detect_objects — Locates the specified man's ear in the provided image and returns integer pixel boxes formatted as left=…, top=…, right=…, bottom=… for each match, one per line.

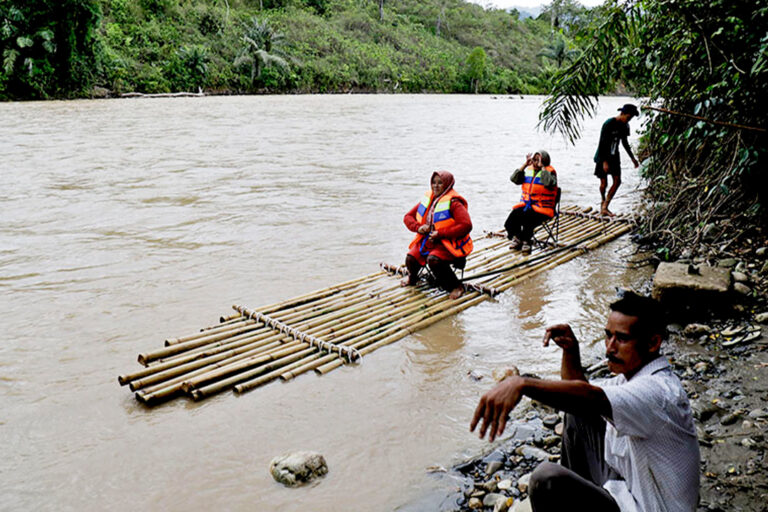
left=648, top=333, right=663, bottom=355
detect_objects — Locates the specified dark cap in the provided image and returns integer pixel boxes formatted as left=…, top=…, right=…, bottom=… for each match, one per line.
left=618, top=104, right=639, bottom=116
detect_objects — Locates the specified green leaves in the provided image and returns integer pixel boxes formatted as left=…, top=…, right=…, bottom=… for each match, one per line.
left=16, top=35, right=33, bottom=48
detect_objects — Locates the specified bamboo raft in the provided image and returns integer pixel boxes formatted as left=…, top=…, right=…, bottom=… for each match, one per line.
left=118, top=206, right=634, bottom=405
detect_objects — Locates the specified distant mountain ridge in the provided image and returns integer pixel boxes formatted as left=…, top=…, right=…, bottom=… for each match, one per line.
left=509, top=4, right=544, bottom=18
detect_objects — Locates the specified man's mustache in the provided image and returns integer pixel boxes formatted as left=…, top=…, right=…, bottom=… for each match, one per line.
left=606, top=354, right=623, bottom=364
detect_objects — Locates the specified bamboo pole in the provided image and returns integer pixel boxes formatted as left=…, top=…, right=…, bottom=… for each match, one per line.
left=165, top=318, right=257, bottom=346
left=138, top=322, right=266, bottom=365
left=191, top=347, right=318, bottom=400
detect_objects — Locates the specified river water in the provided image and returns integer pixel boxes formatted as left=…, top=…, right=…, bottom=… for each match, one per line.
left=0, top=94, right=650, bottom=511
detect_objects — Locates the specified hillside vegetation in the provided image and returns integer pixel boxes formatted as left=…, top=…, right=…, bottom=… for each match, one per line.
left=0, top=0, right=591, bottom=99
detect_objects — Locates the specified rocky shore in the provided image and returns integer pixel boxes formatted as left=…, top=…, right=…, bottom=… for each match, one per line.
left=429, top=248, right=768, bottom=512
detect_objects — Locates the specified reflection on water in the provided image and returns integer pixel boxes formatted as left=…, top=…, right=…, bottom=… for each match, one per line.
left=0, top=94, right=650, bottom=511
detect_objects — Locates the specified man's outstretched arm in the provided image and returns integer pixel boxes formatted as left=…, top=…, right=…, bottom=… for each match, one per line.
left=470, top=376, right=611, bottom=442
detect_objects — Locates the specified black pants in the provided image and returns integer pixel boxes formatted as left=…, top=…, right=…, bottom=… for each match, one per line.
left=504, top=208, right=549, bottom=242
left=404, top=254, right=460, bottom=292
left=529, top=414, right=620, bottom=512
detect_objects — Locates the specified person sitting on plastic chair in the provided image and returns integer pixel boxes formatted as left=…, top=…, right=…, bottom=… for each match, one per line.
left=504, top=150, right=558, bottom=254
left=401, top=171, right=473, bottom=300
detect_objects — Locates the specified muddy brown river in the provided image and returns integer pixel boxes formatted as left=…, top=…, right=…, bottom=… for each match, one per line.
left=0, top=94, right=651, bottom=511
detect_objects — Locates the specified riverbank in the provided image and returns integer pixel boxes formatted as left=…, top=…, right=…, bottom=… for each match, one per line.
left=427, top=246, right=768, bottom=512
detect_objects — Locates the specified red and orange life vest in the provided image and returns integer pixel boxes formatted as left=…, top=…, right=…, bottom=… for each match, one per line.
left=513, top=165, right=558, bottom=218
left=409, top=189, right=473, bottom=258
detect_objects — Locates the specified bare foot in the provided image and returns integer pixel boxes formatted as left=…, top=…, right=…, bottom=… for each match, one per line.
left=400, top=277, right=413, bottom=287
left=449, top=287, right=464, bottom=300
left=600, top=208, right=615, bottom=217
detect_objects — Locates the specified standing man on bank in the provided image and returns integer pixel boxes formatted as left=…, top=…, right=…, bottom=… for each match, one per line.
left=470, top=292, right=700, bottom=512
left=595, top=104, right=640, bottom=217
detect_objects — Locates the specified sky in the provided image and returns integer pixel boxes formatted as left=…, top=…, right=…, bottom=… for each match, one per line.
left=468, top=0, right=605, bottom=10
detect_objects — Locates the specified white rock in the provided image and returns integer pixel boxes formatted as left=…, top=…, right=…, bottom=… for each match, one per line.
left=734, top=282, right=752, bottom=295
left=511, top=497, right=533, bottom=512
left=497, top=479, right=514, bottom=491
left=269, top=451, right=328, bottom=487
left=494, top=497, right=512, bottom=512
left=732, top=271, right=749, bottom=283
left=484, top=493, right=507, bottom=507
left=517, top=472, right=531, bottom=493
left=468, top=497, right=483, bottom=509
left=755, top=312, right=768, bottom=323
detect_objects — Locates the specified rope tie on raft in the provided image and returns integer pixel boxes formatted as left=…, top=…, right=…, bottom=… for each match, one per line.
left=234, top=304, right=362, bottom=364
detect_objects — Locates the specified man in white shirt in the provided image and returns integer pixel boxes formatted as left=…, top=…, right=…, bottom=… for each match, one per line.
left=470, top=292, right=700, bottom=512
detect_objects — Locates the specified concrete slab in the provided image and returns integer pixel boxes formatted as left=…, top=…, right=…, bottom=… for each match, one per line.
left=652, top=263, right=732, bottom=316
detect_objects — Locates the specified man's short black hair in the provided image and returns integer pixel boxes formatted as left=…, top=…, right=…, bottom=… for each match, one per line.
left=610, top=291, right=666, bottom=339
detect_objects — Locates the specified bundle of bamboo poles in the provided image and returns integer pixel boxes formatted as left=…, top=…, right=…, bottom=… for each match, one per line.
left=118, top=206, right=633, bottom=405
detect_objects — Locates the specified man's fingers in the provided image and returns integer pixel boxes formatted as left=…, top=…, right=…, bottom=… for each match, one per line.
left=495, top=408, right=510, bottom=442
left=479, top=400, right=495, bottom=438
left=542, top=329, right=551, bottom=347
left=470, top=398, right=486, bottom=432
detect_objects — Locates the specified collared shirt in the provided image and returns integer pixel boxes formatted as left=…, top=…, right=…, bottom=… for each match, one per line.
left=598, top=357, right=700, bottom=512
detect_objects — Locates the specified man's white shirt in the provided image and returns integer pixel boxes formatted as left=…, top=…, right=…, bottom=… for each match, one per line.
left=598, top=357, right=700, bottom=512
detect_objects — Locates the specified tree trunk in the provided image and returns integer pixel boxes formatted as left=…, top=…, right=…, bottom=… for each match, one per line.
left=379, top=0, right=384, bottom=21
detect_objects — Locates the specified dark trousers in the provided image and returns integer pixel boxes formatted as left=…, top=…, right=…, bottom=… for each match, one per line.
left=504, top=208, right=549, bottom=242
left=529, top=414, right=620, bottom=512
left=404, top=254, right=460, bottom=292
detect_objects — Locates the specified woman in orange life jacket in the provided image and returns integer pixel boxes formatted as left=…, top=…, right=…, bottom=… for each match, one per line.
left=504, top=150, right=558, bottom=254
left=401, top=170, right=473, bottom=300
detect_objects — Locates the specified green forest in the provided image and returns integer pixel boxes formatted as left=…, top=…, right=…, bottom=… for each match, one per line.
left=0, top=0, right=591, bottom=99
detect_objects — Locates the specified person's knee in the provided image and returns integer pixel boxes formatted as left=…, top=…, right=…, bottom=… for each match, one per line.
left=426, top=255, right=442, bottom=267
left=530, top=462, right=564, bottom=493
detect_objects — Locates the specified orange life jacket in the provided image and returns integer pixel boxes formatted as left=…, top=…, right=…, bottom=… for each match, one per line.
left=513, top=165, right=558, bottom=218
left=409, top=189, right=473, bottom=258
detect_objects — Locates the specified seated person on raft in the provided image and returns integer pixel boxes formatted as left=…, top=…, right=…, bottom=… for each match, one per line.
left=401, top=170, right=473, bottom=300
left=504, top=150, right=557, bottom=254
left=470, top=291, right=700, bottom=512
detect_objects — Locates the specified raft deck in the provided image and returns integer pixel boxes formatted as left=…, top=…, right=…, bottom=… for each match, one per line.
left=118, top=206, right=633, bottom=405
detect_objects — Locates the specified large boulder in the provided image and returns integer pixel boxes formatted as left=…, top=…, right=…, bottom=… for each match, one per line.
left=652, top=262, right=732, bottom=317
left=269, top=451, right=328, bottom=487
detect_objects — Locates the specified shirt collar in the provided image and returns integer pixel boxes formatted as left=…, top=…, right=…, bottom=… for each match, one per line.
left=627, top=356, right=669, bottom=381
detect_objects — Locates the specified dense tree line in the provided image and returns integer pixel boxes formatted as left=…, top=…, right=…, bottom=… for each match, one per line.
left=539, top=0, right=767, bottom=260
left=0, top=0, right=590, bottom=99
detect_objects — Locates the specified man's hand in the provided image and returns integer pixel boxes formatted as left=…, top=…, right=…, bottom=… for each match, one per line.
left=602, top=160, right=610, bottom=173
left=543, top=324, right=578, bottom=351
left=470, top=376, right=523, bottom=441
left=543, top=324, right=586, bottom=381
left=417, top=224, right=431, bottom=235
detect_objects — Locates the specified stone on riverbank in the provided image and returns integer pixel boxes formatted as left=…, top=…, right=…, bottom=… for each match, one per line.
left=269, top=451, right=328, bottom=487
left=652, top=262, right=732, bottom=315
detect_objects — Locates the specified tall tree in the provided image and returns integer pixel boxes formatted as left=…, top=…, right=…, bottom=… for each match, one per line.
left=234, top=17, right=291, bottom=86
left=466, top=46, right=487, bottom=94
left=538, top=36, right=580, bottom=68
